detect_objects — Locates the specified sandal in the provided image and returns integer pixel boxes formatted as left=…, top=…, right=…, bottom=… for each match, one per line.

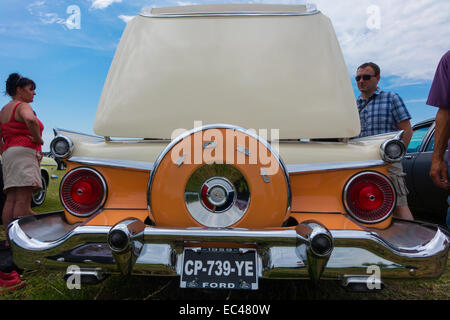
left=0, top=271, right=26, bottom=294
left=0, top=271, right=20, bottom=280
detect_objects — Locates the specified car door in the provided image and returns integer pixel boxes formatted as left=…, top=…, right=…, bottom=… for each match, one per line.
left=411, top=124, right=449, bottom=218
left=402, top=122, right=433, bottom=210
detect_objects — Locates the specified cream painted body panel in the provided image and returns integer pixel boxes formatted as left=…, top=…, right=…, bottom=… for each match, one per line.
left=61, top=129, right=396, bottom=167
left=94, top=5, right=360, bottom=139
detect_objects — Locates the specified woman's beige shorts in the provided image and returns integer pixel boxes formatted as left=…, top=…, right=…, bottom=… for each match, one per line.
left=2, top=146, right=42, bottom=192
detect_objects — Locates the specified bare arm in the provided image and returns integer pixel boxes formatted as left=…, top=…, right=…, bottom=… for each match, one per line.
left=0, top=127, right=3, bottom=155
left=0, top=109, right=4, bottom=154
left=430, top=108, right=450, bottom=189
left=17, top=103, right=44, bottom=145
left=396, top=119, right=413, bottom=148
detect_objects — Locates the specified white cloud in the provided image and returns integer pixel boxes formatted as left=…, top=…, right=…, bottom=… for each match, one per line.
left=27, top=1, right=68, bottom=26
left=91, top=0, right=122, bottom=10
left=171, top=0, right=448, bottom=82
left=313, top=0, right=450, bottom=82
left=40, top=12, right=66, bottom=25
left=176, top=1, right=199, bottom=5
left=118, top=15, right=135, bottom=23
left=27, top=0, right=46, bottom=14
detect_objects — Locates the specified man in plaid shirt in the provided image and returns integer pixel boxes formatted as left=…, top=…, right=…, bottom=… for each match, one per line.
left=356, top=62, right=414, bottom=220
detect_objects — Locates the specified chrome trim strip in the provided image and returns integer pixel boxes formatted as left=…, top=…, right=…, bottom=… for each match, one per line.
left=107, top=138, right=172, bottom=143
left=67, top=157, right=386, bottom=175
left=140, top=8, right=320, bottom=18
left=394, top=130, right=404, bottom=141
left=147, top=123, right=292, bottom=221
left=53, top=128, right=103, bottom=140
left=420, top=123, right=435, bottom=153
left=286, top=160, right=386, bottom=174
left=68, top=158, right=387, bottom=176
left=68, top=157, right=154, bottom=171
left=54, top=128, right=172, bottom=143
left=350, top=130, right=402, bottom=142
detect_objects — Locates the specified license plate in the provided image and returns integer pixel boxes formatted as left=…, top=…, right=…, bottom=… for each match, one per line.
left=180, top=248, right=258, bottom=290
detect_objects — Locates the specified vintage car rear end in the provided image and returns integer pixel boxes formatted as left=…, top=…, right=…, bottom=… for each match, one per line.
left=8, top=4, right=449, bottom=291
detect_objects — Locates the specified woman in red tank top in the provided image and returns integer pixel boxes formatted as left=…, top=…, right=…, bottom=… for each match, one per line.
left=0, top=73, right=44, bottom=254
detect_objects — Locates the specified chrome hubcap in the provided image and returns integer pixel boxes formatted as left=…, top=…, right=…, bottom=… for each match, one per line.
left=185, top=164, right=250, bottom=227
left=201, top=177, right=235, bottom=212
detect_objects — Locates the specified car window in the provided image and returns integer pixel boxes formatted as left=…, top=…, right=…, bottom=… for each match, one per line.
left=407, top=126, right=430, bottom=153
left=425, top=131, right=448, bottom=152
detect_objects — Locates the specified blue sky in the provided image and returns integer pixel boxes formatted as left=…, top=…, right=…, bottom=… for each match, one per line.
left=0, top=0, right=448, bottom=151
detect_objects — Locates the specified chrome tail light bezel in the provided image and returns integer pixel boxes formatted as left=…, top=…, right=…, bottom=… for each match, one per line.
left=343, top=171, right=396, bottom=224
left=50, top=135, right=74, bottom=159
left=60, top=167, right=108, bottom=217
left=380, top=136, right=406, bottom=163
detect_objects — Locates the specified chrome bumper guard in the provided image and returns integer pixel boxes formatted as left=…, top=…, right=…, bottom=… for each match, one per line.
left=8, top=211, right=449, bottom=283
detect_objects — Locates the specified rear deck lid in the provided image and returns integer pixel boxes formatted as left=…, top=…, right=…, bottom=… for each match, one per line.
left=94, top=4, right=360, bottom=139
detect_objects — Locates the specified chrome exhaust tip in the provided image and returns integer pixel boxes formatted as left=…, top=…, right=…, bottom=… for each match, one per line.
left=107, top=218, right=146, bottom=275
left=310, top=233, right=333, bottom=257
left=108, top=229, right=130, bottom=252
left=296, top=220, right=334, bottom=281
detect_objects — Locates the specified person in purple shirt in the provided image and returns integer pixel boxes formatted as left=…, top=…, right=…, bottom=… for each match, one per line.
left=426, top=50, right=450, bottom=228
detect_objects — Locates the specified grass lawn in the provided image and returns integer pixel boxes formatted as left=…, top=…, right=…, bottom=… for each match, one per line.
left=0, top=170, right=449, bottom=300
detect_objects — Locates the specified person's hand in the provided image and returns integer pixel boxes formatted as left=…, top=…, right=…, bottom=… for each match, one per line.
left=430, top=159, right=450, bottom=189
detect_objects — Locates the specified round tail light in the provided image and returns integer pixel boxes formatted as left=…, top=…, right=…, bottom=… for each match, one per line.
left=343, top=171, right=395, bottom=224
left=60, top=168, right=107, bottom=217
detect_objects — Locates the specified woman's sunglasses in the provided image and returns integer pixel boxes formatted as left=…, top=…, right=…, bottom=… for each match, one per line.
left=355, top=74, right=376, bottom=81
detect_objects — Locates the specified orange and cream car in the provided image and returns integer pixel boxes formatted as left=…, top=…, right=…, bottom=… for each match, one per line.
left=8, top=4, right=449, bottom=291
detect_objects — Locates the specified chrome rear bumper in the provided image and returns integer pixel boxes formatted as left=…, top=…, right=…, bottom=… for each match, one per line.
left=8, top=211, right=449, bottom=285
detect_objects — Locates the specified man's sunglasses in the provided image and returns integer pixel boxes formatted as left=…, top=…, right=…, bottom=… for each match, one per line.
left=355, top=74, right=376, bottom=81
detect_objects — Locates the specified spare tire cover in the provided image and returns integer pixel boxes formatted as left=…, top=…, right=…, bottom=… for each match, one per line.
left=148, top=125, right=291, bottom=228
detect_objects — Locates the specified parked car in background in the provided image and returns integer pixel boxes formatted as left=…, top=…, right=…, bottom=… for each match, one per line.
left=31, top=156, right=58, bottom=207
left=403, top=118, right=449, bottom=225
left=0, top=155, right=58, bottom=218
left=44, top=151, right=66, bottom=170
left=7, top=4, right=449, bottom=292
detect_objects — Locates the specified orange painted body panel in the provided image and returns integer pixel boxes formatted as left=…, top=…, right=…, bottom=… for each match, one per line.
left=63, top=161, right=392, bottom=230
left=64, top=163, right=151, bottom=225
left=289, top=213, right=364, bottom=231
left=86, top=209, right=148, bottom=226
left=290, top=166, right=389, bottom=213
left=289, top=166, right=392, bottom=229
